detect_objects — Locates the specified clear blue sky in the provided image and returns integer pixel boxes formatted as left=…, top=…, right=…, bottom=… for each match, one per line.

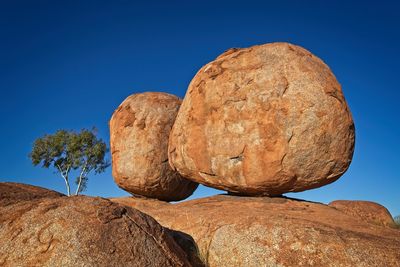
left=1, top=1, right=399, bottom=216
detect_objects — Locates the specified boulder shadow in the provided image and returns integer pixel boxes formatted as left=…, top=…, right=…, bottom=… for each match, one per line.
left=165, top=228, right=205, bottom=267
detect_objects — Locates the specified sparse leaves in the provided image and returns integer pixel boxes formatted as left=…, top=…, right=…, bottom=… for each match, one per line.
left=29, top=128, right=110, bottom=196
left=394, top=215, right=400, bottom=225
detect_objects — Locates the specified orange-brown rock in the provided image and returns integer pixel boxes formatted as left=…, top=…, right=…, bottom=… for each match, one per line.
left=0, top=182, right=63, bottom=206
left=110, top=92, right=198, bottom=201
left=0, top=183, right=192, bottom=266
left=329, top=200, right=396, bottom=228
left=169, top=42, right=355, bottom=196
left=112, top=195, right=400, bottom=267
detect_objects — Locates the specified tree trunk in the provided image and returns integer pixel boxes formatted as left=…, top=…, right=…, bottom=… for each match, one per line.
left=75, top=176, right=83, bottom=196
left=75, top=162, right=87, bottom=195
left=63, top=176, right=71, bottom=196
left=56, top=164, right=71, bottom=196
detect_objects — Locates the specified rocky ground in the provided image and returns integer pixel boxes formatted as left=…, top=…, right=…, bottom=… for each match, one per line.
left=1, top=182, right=399, bottom=266
left=111, top=195, right=400, bottom=266
left=0, top=183, right=191, bottom=267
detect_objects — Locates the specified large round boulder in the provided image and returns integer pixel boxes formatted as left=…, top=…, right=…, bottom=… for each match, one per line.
left=110, top=92, right=198, bottom=201
left=0, top=183, right=192, bottom=267
left=169, top=42, right=355, bottom=196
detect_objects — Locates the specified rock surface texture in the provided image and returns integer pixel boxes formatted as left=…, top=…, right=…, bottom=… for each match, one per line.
left=329, top=200, right=396, bottom=228
left=110, top=92, right=198, bottom=201
left=168, top=42, right=355, bottom=196
left=112, top=195, right=400, bottom=267
left=0, top=182, right=63, bottom=206
left=0, top=183, right=192, bottom=267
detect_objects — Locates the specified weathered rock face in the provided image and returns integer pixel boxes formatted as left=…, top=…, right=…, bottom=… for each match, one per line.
left=112, top=195, right=400, bottom=267
left=110, top=92, right=198, bottom=201
left=0, top=183, right=192, bottom=267
left=329, top=200, right=396, bottom=228
left=0, top=182, right=63, bottom=206
left=168, top=42, right=355, bottom=196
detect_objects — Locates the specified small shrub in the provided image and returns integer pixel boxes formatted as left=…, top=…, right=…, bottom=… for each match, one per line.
left=394, top=215, right=400, bottom=224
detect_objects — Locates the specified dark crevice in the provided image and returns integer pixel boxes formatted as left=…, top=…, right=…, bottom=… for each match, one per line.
left=224, top=97, right=247, bottom=105
left=281, top=78, right=289, bottom=96
left=326, top=90, right=343, bottom=104
left=280, top=153, right=287, bottom=166
left=229, top=145, right=246, bottom=162
left=199, top=171, right=216, bottom=177
left=288, top=131, right=294, bottom=143
left=229, top=155, right=243, bottom=161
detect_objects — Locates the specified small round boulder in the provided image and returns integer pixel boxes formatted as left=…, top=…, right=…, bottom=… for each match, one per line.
left=168, top=43, right=355, bottom=196
left=110, top=92, right=198, bottom=201
left=329, top=200, right=396, bottom=228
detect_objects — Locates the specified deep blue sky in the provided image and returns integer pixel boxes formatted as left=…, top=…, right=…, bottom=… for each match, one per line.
left=1, top=1, right=399, bottom=216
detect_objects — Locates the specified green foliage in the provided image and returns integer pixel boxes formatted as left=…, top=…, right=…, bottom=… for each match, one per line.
left=394, top=215, right=400, bottom=226
left=29, top=128, right=109, bottom=196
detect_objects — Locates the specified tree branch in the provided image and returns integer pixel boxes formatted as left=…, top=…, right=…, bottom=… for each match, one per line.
left=65, top=164, right=71, bottom=177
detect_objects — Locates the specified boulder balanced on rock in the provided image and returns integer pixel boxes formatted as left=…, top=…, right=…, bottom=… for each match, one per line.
left=110, top=92, right=198, bottom=201
left=168, top=42, right=355, bottom=196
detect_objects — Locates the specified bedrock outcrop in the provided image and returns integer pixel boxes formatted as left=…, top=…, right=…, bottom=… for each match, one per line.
left=0, top=182, right=63, bottom=206
left=0, top=183, right=192, bottom=267
left=168, top=42, right=355, bottom=196
left=112, top=195, right=400, bottom=267
left=329, top=200, right=396, bottom=228
left=110, top=92, right=198, bottom=201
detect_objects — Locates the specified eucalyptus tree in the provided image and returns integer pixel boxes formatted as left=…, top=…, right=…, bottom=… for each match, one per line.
left=29, top=128, right=109, bottom=196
